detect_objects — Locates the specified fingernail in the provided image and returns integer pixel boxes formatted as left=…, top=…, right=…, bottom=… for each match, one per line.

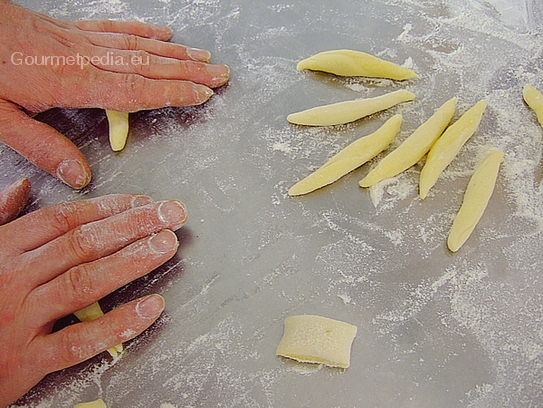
left=135, top=294, right=165, bottom=319
left=154, top=25, right=173, bottom=39
left=148, top=230, right=178, bottom=254
left=187, top=47, right=211, bottom=62
left=206, top=64, right=230, bottom=87
left=57, top=159, right=91, bottom=189
left=131, top=195, right=153, bottom=208
left=157, top=200, right=187, bottom=230
left=194, top=84, right=214, bottom=104
left=206, top=64, right=229, bottom=76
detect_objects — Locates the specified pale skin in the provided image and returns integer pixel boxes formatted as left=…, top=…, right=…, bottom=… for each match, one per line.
left=0, top=178, right=187, bottom=406
left=0, top=0, right=229, bottom=189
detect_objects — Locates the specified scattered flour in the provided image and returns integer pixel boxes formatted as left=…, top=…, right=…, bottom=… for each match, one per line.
left=4, top=0, right=543, bottom=407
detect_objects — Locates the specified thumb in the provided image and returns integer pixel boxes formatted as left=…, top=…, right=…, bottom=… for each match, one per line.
left=0, top=101, right=91, bottom=189
left=0, top=177, right=31, bottom=225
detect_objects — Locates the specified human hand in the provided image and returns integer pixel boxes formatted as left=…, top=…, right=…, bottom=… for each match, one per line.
left=0, top=179, right=188, bottom=406
left=0, top=1, right=230, bottom=189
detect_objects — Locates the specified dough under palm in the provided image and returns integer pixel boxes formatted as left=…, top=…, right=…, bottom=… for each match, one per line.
left=105, top=110, right=129, bottom=152
left=74, top=302, right=123, bottom=358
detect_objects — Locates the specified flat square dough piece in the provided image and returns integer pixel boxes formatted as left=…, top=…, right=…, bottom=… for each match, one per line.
left=276, top=315, right=357, bottom=368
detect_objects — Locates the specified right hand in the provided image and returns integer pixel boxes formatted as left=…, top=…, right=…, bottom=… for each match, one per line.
left=0, top=178, right=188, bottom=406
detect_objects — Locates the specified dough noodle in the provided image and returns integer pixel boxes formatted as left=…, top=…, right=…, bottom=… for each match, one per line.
left=359, top=97, right=457, bottom=187
left=74, top=302, right=123, bottom=358
left=74, top=398, right=107, bottom=408
left=276, top=315, right=357, bottom=368
left=105, top=110, right=129, bottom=152
left=419, top=100, right=487, bottom=199
left=523, top=84, right=543, bottom=127
left=447, top=150, right=503, bottom=252
left=286, top=90, right=415, bottom=126
left=289, top=114, right=402, bottom=196
left=297, top=49, right=418, bottom=80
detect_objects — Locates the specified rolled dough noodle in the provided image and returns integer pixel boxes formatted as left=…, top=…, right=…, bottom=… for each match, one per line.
left=276, top=315, right=357, bottom=368
left=447, top=150, right=503, bottom=252
left=296, top=49, right=418, bottom=80
left=523, top=84, right=543, bottom=127
left=359, top=97, right=457, bottom=187
left=289, top=114, right=402, bottom=196
left=286, top=90, right=415, bottom=126
left=74, top=398, right=107, bottom=408
left=419, top=100, right=487, bottom=199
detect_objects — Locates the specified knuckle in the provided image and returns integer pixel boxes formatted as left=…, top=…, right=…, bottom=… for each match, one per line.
left=98, top=19, right=116, bottom=32
left=58, top=328, right=94, bottom=363
left=0, top=103, right=16, bottom=126
left=55, top=318, right=120, bottom=364
left=66, top=225, right=98, bottom=262
left=49, top=202, right=79, bottom=234
left=177, top=59, right=191, bottom=74
left=122, top=34, right=141, bottom=51
left=132, top=50, right=152, bottom=76
left=63, top=263, right=97, bottom=300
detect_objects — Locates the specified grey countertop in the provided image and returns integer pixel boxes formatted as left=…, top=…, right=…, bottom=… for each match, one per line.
left=5, top=0, right=543, bottom=406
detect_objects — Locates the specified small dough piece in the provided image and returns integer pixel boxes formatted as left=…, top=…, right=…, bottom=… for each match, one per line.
left=419, top=100, right=487, bottom=199
left=287, top=90, right=415, bottom=126
left=105, top=110, right=129, bottom=152
left=74, top=398, right=108, bottom=408
left=447, top=150, right=503, bottom=252
left=523, top=84, right=543, bottom=127
left=74, top=302, right=123, bottom=358
left=289, top=114, right=402, bottom=196
left=276, top=315, right=357, bottom=368
left=297, top=49, right=418, bottom=80
left=360, top=97, right=457, bottom=187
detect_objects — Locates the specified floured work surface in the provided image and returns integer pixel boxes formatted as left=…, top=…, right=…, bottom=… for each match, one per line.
left=5, top=0, right=543, bottom=407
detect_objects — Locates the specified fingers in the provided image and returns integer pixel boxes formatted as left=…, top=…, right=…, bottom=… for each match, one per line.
left=34, top=294, right=165, bottom=373
left=0, top=178, right=31, bottom=225
left=0, top=101, right=91, bottom=189
left=3, top=194, right=153, bottom=253
left=78, top=70, right=216, bottom=111
left=85, top=32, right=211, bottom=62
left=21, top=200, right=187, bottom=287
left=29, top=230, right=177, bottom=325
left=87, top=46, right=229, bottom=88
left=74, top=19, right=173, bottom=41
